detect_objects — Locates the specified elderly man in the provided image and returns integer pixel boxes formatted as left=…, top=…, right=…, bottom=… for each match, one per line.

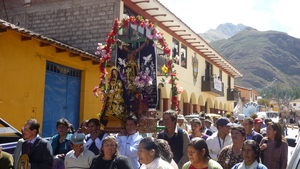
left=206, top=117, right=233, bottom=160
left=176, top=114, right=189, bottom=132
left=117, top=116, right=143, bottom=169
left=21, top=119, right=53, bottom=169
left=157, top=110, right=190, bottom=168
left=65, top=133, right=95, bottom=169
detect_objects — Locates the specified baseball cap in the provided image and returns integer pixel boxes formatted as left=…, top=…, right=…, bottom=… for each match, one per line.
left=71, top=133, right=86, bottom=144
left=254, top=118, right=263, bottom=124
left=178, top=114, right=185, bottom=119
left=216, top=117, right=233, bottom=126
left=237, top=114, right=245, bottom=120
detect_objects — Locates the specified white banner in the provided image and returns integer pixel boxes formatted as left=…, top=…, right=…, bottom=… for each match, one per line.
left=214, top=78, right=222, bottom=92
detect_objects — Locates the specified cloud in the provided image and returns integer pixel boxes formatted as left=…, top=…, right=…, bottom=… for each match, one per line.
left=270, top=0, right=300, bottom=38
left=159, top=0, right=299, bottom=38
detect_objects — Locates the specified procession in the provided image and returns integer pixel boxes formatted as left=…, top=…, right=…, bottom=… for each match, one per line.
left=1, top=0, right=300, bottom=169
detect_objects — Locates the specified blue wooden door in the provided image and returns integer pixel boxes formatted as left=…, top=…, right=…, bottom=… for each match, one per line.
left=42, top=62, right=81, bottom=137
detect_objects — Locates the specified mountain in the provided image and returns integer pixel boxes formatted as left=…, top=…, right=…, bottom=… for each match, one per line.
left=199, top=23, right=247, bottom=42
left=209, top=27, right=300, bottom=91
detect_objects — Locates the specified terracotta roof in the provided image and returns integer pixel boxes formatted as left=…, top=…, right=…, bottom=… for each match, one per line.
left=0, top=19, right=100, bottom=64
left=125, top=0, right=243, bottom=77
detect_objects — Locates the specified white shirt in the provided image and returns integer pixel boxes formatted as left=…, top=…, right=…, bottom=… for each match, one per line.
left=116, top=132, right=143, bottom=169
left=206, top=132, right=232, bottom=160
left=177, top=123, right=189, bottom=132
left=85, top=133, right=108, bottom=151
left=140, top=158, right=174, bottom=169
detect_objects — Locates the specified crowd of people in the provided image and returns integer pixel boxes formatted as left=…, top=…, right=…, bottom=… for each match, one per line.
left=0, top=110, right=289, bottom=169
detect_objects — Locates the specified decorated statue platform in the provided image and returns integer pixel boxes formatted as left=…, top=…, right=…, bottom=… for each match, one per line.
left=93, top=16, right=182, bottom=133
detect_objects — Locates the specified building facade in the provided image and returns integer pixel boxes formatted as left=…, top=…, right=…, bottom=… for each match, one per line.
left=0, top=0, right=242, bottom=131
left=0, top=20, right=103, bottom=136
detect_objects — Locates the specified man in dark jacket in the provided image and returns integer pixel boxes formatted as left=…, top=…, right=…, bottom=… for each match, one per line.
left=21, top=119, right=53, bottom=169
left=157, top=110, right=190, bottom=168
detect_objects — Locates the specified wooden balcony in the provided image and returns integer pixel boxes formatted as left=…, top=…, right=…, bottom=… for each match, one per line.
left=201, top=76, right=224, bottom=97
left=227, top=88, right=239, bottom=101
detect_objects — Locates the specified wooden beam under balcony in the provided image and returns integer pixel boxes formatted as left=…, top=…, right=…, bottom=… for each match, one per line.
left=40, top=42, right=50, bottom=47
left=21, top=35, right=32, bottom=41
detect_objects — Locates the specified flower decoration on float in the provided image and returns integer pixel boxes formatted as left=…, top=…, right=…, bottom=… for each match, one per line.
left=159, top=56, right=183, bottom=111
left=93, top=15, right=180, bottom=111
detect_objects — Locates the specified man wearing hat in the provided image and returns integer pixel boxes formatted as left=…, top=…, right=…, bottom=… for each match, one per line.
left=253, top=118, right=266, bottom=137
left=206, top=117, right=233, bottom=160
left=237, top=114, right=245, bottom=124
left=176, top=114, right=189, bottom=132
left=64, top=133, right=95, bottom=169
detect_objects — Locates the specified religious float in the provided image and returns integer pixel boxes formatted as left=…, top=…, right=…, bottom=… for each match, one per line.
left=93, top=16, right=182, bottom=133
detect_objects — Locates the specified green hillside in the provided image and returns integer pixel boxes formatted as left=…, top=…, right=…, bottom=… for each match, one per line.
left=210, top=27, right=300, bottom=92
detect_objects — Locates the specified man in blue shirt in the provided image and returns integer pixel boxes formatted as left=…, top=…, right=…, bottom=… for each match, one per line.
left=243, top=117, right=263, bottom=145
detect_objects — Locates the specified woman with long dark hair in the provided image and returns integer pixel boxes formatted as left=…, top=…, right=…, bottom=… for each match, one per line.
left=89, top=136, right=133, bottom=169
left=182, top=137, right=222, bottom=169
left=259, top=122, right=288, bottom=169
left=232, top=140, right=267, bottom=169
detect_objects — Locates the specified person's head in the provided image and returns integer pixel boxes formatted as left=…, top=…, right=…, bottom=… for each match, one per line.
left=237, top=114, right=245, bottom=124
left=187, top=138, right=210, bottom=164
left=199, top=117, right=205, bottom=128
left=177, top=114, right=185, bottom=125
left=231, top=125, right=246, bottom=144
left=125, top=116, right=138, bottom=135
left=213, top=117, right=218, bottom=125
left=100, top=136, right=118, bottom=158
left=156, top=139, right=173, bottom=163
left=242, top=140, right=260, bottom=165
left=242, top=117, right=254, bottom=133
left=205, top=120, right=212, bottom=129
left=253, top=118, right=263, bottom=131
left=216, top=117, right=232, bottom=135
left=70, top=133, right=86, bottom=154
left=266, top=122, right=285, bottom=148
left=264, top=118, right=272, bottom=126
left=230, top=116, right=235, bottom=123
left=23, top=119, right=40, bottom=140
left=162, top=110, right=177, bottom=129
left=87, top=118, right=100, bottom=133
left=56, top=118, right=70, bottom=136
left=190, top=118, right=202, bottom=134
left=138, top=137, right=160, bottom=165
left=68, top=124, right=75, bottom=134
left=122, top=44, right=131, bottom=52
left=80, top=120, right=88, bottom=128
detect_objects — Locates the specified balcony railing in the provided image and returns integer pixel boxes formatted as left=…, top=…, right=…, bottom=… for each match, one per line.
left=227, top=88, right=239, bottom=101
left=201, top=76, right=224, bottom=97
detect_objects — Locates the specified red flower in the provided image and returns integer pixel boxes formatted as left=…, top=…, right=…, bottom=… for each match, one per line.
left=164, top=47, right=171, bottom=55
left=170, top=73, right=176, bottom=76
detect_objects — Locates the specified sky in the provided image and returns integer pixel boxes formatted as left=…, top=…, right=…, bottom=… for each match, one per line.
left=158, top=0, right=300, bottom=38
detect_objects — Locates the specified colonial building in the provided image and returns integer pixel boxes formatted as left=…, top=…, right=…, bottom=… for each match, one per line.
left=290, top=98, right=300, bottom=111
left=235, top=85, right=259, bottom=104
left=0, top=0, right=242, bottom=132
left=0, top=20, right=102, bottom=136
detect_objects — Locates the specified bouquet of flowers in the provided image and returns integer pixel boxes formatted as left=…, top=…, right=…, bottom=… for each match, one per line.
left=133, top=72, right=153, bottom=92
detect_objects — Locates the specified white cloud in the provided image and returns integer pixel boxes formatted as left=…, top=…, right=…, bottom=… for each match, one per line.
left=270, top=0, right=300, bottom=38
left=159, top=0, right=299, bottom=38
